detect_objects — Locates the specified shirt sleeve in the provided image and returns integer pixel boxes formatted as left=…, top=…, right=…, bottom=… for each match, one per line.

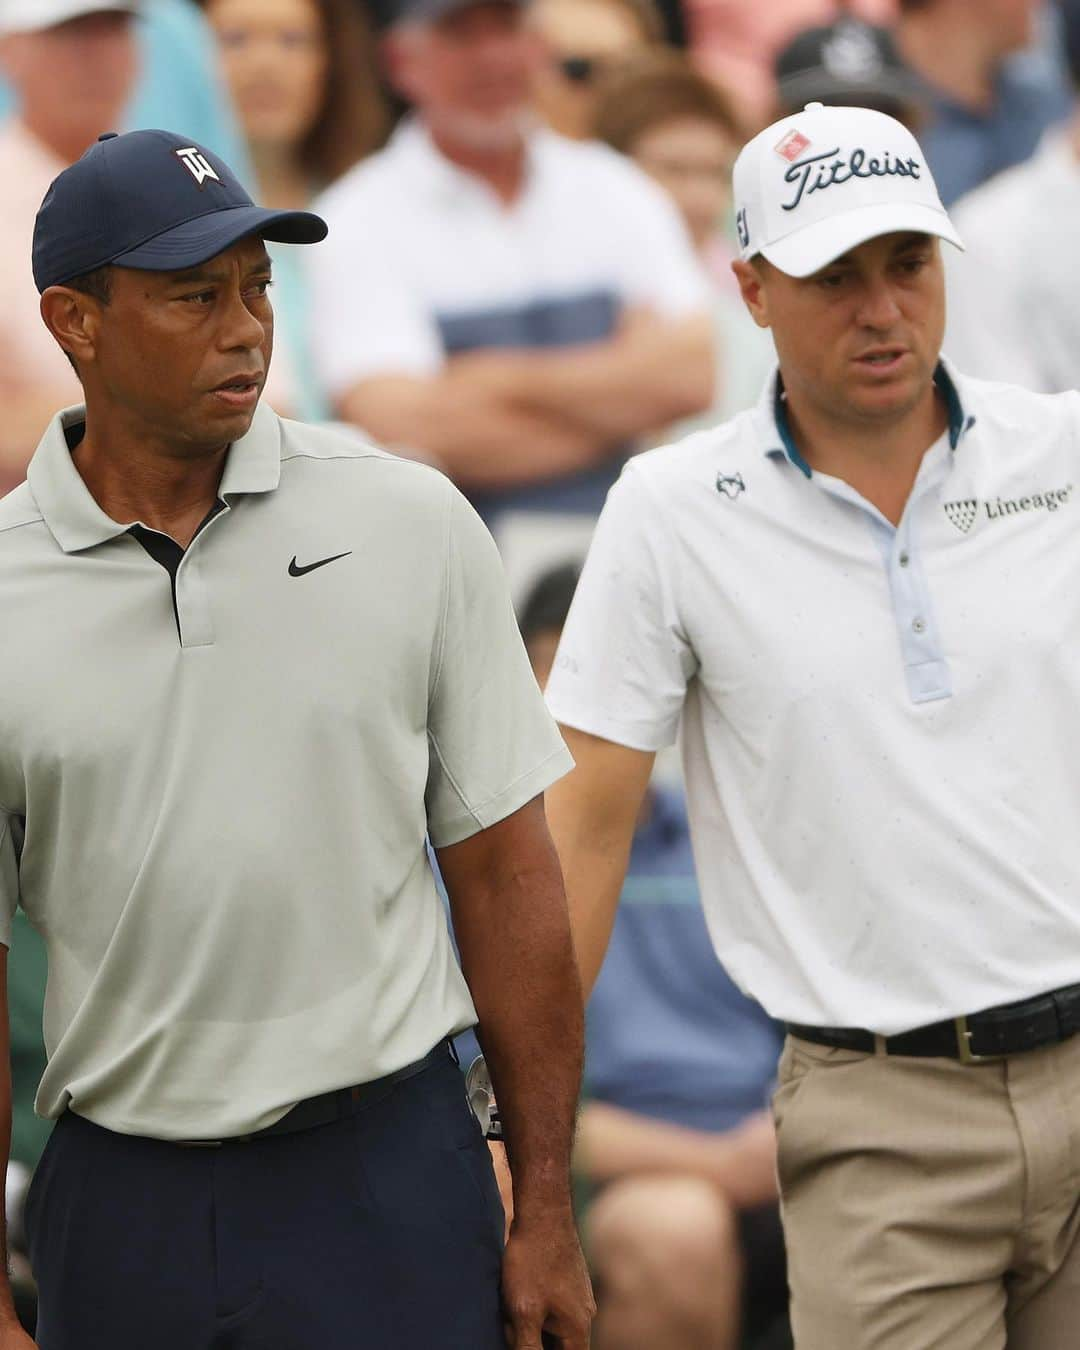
left=544, top=463, right=696, bottom=750
left=600, top=155, right=712, bottom=318
left=305, top=187, right=444, bottom=402
left=0, top=812, right=22, bottom=950
left=426, top=486, right=574, bottom=847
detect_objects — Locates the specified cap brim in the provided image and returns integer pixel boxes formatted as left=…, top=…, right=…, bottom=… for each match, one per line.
left=760, top=201, right=964, bottom=278
left=0, top=1, right=138, bottom=36
left=110, top=204, right=327, bottom=272
left=777, top=70, right=926, bottom=114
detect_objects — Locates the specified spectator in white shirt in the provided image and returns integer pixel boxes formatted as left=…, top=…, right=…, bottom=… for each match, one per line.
left=945, top=0, right=1080, bottom=393
left=307, top=0, right=714, bottom=532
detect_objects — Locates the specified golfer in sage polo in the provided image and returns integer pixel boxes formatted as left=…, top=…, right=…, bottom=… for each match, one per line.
left=0, top=130, right=593, bottom=1350
left=547, top=102, right=1080, bottom=1349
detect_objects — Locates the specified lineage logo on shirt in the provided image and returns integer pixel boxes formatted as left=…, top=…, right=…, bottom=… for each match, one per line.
left=944, top=485, right=1073, bottom=533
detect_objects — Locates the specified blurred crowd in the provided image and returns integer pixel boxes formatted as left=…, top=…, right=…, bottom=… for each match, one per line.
left=2, top=0, right=1079, bottom=1346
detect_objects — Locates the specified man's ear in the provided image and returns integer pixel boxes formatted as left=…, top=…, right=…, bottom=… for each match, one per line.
left=731, top=258, right=771, bottom=330
left=39, top=287, right=101, bottom=371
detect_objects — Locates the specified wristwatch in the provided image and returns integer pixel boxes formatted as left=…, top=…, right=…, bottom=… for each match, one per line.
left=465, top=1055, right=504, bottom=1141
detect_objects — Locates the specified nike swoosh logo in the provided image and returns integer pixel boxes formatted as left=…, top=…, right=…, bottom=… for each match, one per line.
left=288, top=551, right=352, bottom=578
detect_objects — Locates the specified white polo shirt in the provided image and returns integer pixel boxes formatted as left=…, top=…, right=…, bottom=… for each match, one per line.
left=945, top=131, right=1080, bottom=395
left=306, top=118, right=709, bottom=522
left=0, top=404, right=572, bottom=1140
left=546, top=362, right=1080, bottom=1035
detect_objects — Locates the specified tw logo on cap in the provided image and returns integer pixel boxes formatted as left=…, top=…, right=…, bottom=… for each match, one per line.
left=175, top=146, right=221, bottom=187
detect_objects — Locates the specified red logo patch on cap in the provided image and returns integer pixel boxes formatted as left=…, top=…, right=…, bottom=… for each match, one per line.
left=774, top=130, right=811, bottom=163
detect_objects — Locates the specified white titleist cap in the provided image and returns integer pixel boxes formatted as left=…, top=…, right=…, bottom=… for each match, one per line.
left=733, top=101, right=963, bottom=277
left=0, top=0, right=138, bottom=36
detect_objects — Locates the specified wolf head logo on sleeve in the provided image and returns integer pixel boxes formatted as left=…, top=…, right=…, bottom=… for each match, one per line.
left=716, top=473, right=746, bottom=501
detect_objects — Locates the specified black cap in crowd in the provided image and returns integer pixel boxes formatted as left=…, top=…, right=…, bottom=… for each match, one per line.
left=775, top=18, right=926, bottom=121
left=1061, top=0, right=1080, bottom=89
left=33, top=129, right=327, bottom=294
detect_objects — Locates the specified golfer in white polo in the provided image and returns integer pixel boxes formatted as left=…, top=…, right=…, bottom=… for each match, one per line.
left=546, top=100, right=1080, bottom=1348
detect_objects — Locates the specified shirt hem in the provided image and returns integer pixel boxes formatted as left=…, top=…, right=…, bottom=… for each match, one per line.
left=428, top=744, right=575, bottom=848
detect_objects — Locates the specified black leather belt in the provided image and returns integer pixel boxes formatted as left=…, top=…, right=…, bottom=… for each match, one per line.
left=787, top=983, right=1080, bottom=1063
left=177, top=1042, right=452, bottom=1147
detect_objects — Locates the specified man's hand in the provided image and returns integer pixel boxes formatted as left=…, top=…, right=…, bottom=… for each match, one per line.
left=501, top=1209, right=595, bottom=1349
left=0, top=1314, right=36, bottom=1348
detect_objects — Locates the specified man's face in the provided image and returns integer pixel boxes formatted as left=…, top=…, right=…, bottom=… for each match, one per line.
left=735, top=231, right=946, bottom=431
left=530, top=0, right=648, bottom=139
left=389, top=2, right=543, bottom=149
left=74, top=236, right=274, bottom=454
left=204, top=0, right=329, bottom=156
left=0, top=13, right=137, bottom=154
left=631, top=116, right=735, bottom=253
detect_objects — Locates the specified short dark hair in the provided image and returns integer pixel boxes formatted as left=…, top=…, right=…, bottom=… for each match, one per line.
left=60, top=265, right=113, bottom=375
left=518, top=560, right=582, bottom=645
left=67, top=266, right=113, bottom=305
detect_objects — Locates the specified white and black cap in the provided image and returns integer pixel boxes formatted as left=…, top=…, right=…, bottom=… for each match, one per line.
left=732, top=101, right=963, bottom=278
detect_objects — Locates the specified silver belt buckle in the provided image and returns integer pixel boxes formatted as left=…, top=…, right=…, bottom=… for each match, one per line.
left=954, top=1015, right=1004, bottom=1064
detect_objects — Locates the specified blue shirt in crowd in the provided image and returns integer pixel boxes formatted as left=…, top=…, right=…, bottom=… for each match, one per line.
left=918, top=35, right=1071, bottom=205
left=585, top=786, right=782, bottom=1135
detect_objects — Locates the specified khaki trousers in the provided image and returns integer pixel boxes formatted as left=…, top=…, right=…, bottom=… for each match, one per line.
left=773, top=1031, right=1080, bottom=1349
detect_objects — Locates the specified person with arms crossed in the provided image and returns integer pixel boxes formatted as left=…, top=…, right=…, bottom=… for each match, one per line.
left=547, top=98, right=1080, bottom=1349
left=307, top=0, right=714, bottom=534
left=0, top=128, right=591, bottom=1350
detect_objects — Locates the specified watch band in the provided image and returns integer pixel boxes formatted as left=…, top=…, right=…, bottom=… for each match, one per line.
left=465, top=1054, right=504, bottom=1141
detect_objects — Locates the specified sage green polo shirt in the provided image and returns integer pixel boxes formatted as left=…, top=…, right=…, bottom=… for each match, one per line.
left=0, top=403, right=572, bottom=1141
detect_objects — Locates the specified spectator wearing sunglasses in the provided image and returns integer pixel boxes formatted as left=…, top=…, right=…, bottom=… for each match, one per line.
left=531, top=0, right=663, bottom=139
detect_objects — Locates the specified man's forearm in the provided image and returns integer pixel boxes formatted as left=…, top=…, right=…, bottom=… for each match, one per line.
left=462, top=870, right=583, bottom=1217
left=576, top=1102, right=779, bottom=1210
left=440, top=803, right=584, bottom=1220
left=545, top=731, right=654, bottom=996
left=338, top=376, right=610, bottom=489
left=447, top=314, right=716, bottom=443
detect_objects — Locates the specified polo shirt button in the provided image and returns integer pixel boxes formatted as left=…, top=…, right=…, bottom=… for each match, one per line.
left=899, top=551, right=910, bottom=567
left=912, top=617, right=927, bottom=634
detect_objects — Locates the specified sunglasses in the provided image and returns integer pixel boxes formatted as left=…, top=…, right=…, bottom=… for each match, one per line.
left=558, top=55, right=605, bottom=84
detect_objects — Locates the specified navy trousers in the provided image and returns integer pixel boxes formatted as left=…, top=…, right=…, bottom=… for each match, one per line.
left=25, top=1051, right=507, bottom=1349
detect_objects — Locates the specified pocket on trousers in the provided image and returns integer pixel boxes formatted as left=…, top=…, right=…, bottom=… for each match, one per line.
left=772, top=1037, right=870, bottom=1198
left=455, top=1130, right=506, bottom=1252
left=23, top=1114, right=66, bottom=1252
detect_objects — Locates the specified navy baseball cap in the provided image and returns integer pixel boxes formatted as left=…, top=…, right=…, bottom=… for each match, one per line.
left=32, top=129, right=327, bottom=293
